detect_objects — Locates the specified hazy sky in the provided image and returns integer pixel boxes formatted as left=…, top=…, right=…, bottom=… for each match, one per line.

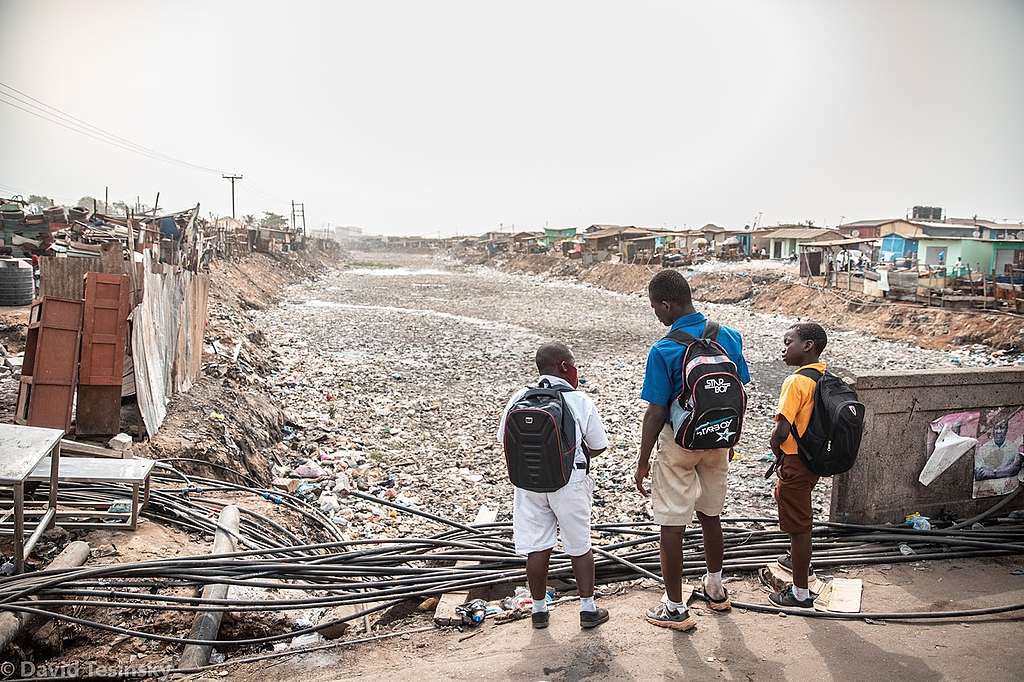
left=1, top=0, right=1022, bottom=235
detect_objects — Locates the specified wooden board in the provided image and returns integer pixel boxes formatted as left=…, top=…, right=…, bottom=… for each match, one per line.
left=821, top=578, right=863, bottom=613
left=60, top=438, right=122, bottom=459
left=77, top=273, right=130, bottom=435
left=434, top=505, right=499, bottom=625
left=0, top=424, right=63, bottom=483
left=15, top=297, right=82, bottom=432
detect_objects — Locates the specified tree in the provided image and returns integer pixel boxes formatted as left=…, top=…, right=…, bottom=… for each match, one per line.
left=111, top=201, right=129, bottom=215
left=243, top=214, right=256, bottom=228
left=27, top=195, right=54, bottom=209
left=259, top=211, right=288, bottom=231
left=77, top=196, right=101, bottom=210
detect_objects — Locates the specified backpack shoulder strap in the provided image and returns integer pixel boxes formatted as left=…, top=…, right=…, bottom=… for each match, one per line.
left=663, top=329, right=696, bottom=345
left=796, top=367, right=823, bottom=382
left=702, top=320, right=720, bottom=341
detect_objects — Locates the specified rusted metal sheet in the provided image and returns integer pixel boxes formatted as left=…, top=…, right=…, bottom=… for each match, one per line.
left=38, top=257, right=101, bottom=300
left=76, top=273, right=130, bottom=435
left=15, top=297, right=83, bottom=432
left=132, top=249, right=210, bottom=435
left=37, top=245, right=127, bottom=301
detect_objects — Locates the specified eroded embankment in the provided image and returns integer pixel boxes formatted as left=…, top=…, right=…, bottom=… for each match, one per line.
left=491, top=255, right=1023, bottom=353
left=134, top=249, right=343, bottom=482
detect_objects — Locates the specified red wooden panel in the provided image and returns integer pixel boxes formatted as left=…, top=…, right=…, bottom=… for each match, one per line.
left=77, top=273, right=130, bottom=435
left=79, top=273, right=129, bottom=386
left=15, top=297, right=83, bottom=433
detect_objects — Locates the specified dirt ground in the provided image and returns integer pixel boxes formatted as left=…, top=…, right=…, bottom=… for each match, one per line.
left=209, top=557, right=1024, bottom=681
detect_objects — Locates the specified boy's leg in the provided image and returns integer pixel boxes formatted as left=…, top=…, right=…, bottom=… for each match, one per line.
left=770, top=455, right=818, bottom=607
left=659, top=525, right=687, bottom=603
left=513, top=487, right=557, bottom=617
left=789, top=531, right=812, bottom=590
left=646, top=428, right=699, bottom=629
left=693, top=448, right=730, bottom=605
left=569, top=550, right=595, bottom=600
left=527, top=549, right=553, bottom=602
left=695, top=512, right=723, bottom=572
left=695, top=511, right=728, bottom=603
left=551, top=473, right=608, bottom=627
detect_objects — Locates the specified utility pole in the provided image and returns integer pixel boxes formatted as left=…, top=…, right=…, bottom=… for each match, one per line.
left=222, top=174, right=243, bottom=219
left=291, top=200, right=306, bottom=238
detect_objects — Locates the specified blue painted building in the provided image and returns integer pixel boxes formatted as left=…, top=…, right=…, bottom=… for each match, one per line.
left=880, top=234, right=917, bottom=262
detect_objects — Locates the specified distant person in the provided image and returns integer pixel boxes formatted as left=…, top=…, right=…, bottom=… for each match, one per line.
left=497, top=342, right=610, bottom=630
left=767, top=322, right=829, bottom=607
left=636, top=269, right=750, bottom=630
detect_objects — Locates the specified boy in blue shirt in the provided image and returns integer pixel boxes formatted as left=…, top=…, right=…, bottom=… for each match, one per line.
left=635, top=269, right=750, bottom=630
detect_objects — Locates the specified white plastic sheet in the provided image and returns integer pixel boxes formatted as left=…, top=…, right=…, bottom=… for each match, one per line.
left=919, top=422, right=978, bottom=486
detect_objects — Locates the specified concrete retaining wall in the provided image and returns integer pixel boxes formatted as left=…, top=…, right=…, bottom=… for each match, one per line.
left=830, top=367, right=1024, bottom=524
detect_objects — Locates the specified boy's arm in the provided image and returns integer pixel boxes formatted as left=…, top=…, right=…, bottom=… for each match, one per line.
left=636, top=347, right=672, bottom=496
left=770, top=417, right=790, bottom=458
left=636, top=403, right=667, bottom=495
left=580, top=397, right=609, bottom=458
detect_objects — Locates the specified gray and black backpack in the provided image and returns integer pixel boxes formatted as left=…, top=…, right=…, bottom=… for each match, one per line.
left=502, top=379, right=579, bottom=492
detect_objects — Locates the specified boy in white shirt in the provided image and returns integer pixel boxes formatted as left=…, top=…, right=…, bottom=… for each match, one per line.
left=497, top=342, right=610, bottom=629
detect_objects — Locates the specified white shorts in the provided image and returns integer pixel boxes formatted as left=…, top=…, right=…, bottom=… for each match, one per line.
left=513, top=469, right=594, bottom=557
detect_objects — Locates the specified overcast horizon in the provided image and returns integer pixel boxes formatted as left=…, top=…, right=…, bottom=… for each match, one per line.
left=1, top=0, right=1022, bottom=237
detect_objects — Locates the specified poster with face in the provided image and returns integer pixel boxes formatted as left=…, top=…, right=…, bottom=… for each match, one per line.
left=973, top=406, right=1024, bottom=499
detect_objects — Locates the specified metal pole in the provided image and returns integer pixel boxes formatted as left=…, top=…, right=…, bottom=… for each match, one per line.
left=222, top=175, right=243, bottom=219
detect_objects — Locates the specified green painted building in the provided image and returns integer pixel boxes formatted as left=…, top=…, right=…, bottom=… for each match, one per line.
left=543, top=226, right=578, bottom=247
left=916, top=237, right=1024, bottom=275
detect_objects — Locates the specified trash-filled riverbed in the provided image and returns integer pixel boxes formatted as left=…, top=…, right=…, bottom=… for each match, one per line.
left=257, top=254, right=1010, bottom=540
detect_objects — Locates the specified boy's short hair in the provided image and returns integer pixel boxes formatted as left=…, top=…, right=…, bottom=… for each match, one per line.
left=789, top=322, right=828, bottom=354
left=536, top=342, right=573, bottom=373
left=648, top=269, right=692, bottom=306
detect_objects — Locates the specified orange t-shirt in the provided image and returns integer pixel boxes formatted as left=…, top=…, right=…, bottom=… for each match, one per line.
left=776, top=362, right=826, bottom=455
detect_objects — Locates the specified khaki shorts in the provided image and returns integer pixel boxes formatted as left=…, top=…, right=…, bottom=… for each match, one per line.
left=652, top=425, right=729, bottom=526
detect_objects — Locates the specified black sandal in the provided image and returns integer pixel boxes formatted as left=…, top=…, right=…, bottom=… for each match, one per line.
left=698, top=575, right=731, bottom=612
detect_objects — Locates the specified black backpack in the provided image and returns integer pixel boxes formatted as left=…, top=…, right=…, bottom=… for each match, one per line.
left=502, top=380, right=580, bottom=492
left=664, top=321, right=746, bottom=450
left=792, top=368, right=866, bottom=476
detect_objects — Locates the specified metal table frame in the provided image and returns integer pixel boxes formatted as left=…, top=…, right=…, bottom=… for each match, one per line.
left=26, top=457, right=154, bottom=530
left=0, top=425, right=62, bottom=573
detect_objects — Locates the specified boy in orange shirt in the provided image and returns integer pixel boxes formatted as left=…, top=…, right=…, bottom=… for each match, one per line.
left=767, top=322, right=828, bottom=607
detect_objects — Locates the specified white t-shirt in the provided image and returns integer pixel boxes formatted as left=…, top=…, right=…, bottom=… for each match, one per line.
left=496, top=374, right=609, bottom=467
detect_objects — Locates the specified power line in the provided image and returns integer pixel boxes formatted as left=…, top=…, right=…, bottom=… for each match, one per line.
left=0, top=81, right=304, bottom=217
left=0, top=82, right=227, bottom=175
left=0, top=84, right=227, bottom=176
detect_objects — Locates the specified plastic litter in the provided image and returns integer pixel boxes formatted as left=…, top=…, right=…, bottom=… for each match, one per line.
left=898, top=543, right=915, bottom=556
left=456, top=598, right=488, bottom=626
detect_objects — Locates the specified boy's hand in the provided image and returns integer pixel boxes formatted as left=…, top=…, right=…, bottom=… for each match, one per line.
left=634, top=460, right=650, bottom=496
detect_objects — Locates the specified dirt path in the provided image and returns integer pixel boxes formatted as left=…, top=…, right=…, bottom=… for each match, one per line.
left=213, top=557, right=1024, bottom=681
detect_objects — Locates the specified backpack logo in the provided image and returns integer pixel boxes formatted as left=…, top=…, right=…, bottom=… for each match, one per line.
left=694, top=416, right=736, bottom=442
left=524, top=417, right=534, bottom=424
left=848, top=405, right=857, bottom=415
left=704, top=378, right=731, bottom=394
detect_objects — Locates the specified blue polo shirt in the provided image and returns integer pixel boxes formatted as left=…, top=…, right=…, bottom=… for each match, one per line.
left=641, top=312, right=751, bottom=407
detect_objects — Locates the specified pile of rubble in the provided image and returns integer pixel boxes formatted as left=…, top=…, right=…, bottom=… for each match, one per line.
left=242, top=254, right=1015, bottom=541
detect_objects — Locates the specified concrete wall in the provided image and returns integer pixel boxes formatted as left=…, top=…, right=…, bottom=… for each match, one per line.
left=830, top=367, right=1024, bottom=524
